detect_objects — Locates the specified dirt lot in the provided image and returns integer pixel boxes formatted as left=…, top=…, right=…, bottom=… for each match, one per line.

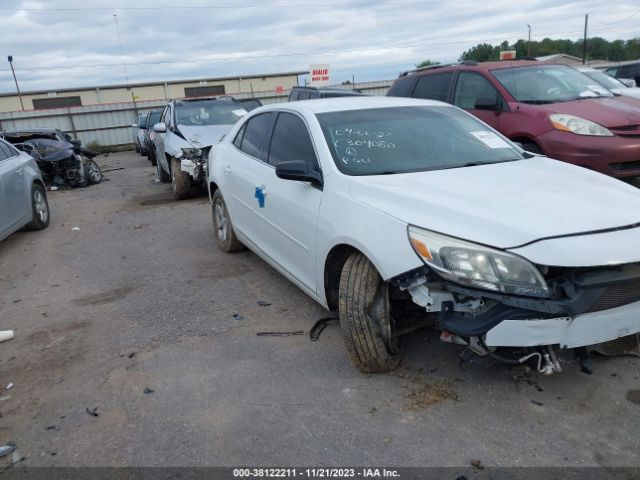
left=0, top=152, right=639, bottom=469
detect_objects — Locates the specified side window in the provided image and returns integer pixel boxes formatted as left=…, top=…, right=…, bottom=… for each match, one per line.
left=298, top=91, right=311, bottom=100
left=268, top=113, right=318, bottom=171
left=233, top=123, right=247, bottom=149
left=289, top=90, right=300, bottom=101
left=453, top=72, right=500, bottom=110
left=240, top=112, right=276, bottom=161
left=412, top=73, right=453, bottom=101
left=0, top=142, right=11, bottom=161
left=387, top=77, right=416, bottom=97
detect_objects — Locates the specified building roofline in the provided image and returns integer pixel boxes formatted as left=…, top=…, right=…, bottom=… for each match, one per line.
left=0, top=70, right=307, bottom=98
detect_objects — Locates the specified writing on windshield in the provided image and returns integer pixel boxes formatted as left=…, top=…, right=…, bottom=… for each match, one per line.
left=317, top=106, right=523, bottom=176
left=175, top=101, right=246, bottom=126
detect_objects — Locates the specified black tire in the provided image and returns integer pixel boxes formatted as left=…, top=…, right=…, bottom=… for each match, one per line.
left=171, top=157, right=191, bottom=200
left=212, top=190, right=244, bottom=252
left=157, top=157, right=170, bottom=183
left=521, top=142, right=542, bottom=155
left=25, top=183, right=50, bottom=231
left=338, top=252, right=403, bottom=373
left=135, top=144, right=140, bottom=153
left=148, top=147, right=157, bottom=166
left=85, top=159, right=103, bottom=185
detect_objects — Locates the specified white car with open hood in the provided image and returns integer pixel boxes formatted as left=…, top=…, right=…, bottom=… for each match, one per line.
left=152, top=96, right=251, bottom=199
left=207, top=96, right=640, bottom=375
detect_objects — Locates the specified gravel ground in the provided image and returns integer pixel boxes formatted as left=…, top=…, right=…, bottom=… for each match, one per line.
left=0, top=152, right=639, bottom=470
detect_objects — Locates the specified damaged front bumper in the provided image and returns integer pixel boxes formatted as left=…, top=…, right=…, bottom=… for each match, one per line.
left=391, top=262, right=640, bottom=351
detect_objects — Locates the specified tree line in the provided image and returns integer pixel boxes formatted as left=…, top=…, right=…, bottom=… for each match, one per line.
left=458, top=37, right=640, bottom=63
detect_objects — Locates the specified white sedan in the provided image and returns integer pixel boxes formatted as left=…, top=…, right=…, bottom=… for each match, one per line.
left=207, top=96, right=640, bottom=374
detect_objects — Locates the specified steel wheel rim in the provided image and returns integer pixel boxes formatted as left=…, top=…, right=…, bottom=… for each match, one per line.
left=88, top=162, right=100, bottom=180
left=214, top=201, right=228, bottom=242
left=34, top=190, right=48, bottom=222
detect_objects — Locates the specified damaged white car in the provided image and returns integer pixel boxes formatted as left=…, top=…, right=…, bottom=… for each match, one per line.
left=207, top=97, right=640, bottom=374
left=152, top=96, right=251, bottom=199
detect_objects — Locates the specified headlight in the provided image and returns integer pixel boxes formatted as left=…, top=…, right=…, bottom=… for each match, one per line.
left=549, top=114, right=613, bottom=136
left=179, top=147, right=204, bottom=160
left=408, top=226, right=550, bottom=298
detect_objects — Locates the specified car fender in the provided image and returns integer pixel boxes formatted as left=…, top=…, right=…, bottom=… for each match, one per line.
left=163, top=132, right=191, bottom=159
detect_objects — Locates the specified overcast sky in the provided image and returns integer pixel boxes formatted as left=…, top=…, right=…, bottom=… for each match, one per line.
left=1, top=0, right=639, bottom=94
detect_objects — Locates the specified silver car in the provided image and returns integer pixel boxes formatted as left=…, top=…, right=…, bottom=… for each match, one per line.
left=0, top=138, right=50, bottom=241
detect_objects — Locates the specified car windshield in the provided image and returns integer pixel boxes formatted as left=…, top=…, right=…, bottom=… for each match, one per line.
left=175, top=100, right=247, bottom=126
left=581, top=70, right=625, bottom=90
left=317, top=106, right=525, bottom=176
left=493, top=65, right=614, bottom=103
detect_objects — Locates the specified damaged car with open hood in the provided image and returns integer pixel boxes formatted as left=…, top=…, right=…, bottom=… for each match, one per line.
left=0, top=128, right=102, bottom=188
left=207, top=96, right=640, bottom=375
left=152, top=96, right=259, bottom=199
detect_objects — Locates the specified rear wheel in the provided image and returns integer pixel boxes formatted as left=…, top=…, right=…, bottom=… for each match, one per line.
left=171, top=157, right=191, bottom=200
left=338, top=252, right=403, bottom=373
left=212, top=190, right=244, bottom=252
left=25, top=183, right=50, bottom=231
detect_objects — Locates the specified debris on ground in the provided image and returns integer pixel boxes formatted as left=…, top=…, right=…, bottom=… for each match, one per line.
left=471, top=459, right=485, bottom=470
left=144, top=388, right=154, bottom=394
left=71, top=226, right=80, bottom=232
left=256, top=331, right=306, bottom=337
left=45, top=425, right=58, bottom=431
left=0, top=396, right=11, bottom=402
left=128, top=352, right=135, bottom=359
left=232, top=313, right=243, bottom=320
left=0, top=330, right=14, bottom=343
left=256, top=300, right=271, bottom=306
left=309, top=316, right=339, bottom=341
left=85, top=407, right=99, bottom=417
left=0, top=442, right=16, bottom=458
left=50, top=186, right=59, bottom=191
left=5, top=383, right=13, bottom=390
left=627, top=389, right=640, bottom=405
left=531, top=400, right=544, bottom=406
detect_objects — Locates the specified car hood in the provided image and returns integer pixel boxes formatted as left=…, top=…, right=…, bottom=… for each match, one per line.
left=612, top=87, right=640, bottom=100
left=347, top=157, right=640, bottom=250
left=525, top=96, right=640, bottom=128
left=176, top=124, right=234, bottom=147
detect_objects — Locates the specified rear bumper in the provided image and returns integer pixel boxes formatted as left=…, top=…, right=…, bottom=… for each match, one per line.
left=485, top=300, right=640, bottom=348
left=538, top=130, right=640, bottom=179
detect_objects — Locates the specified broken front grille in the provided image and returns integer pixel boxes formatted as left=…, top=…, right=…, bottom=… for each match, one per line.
left=586, top=278, right=640, bottom=313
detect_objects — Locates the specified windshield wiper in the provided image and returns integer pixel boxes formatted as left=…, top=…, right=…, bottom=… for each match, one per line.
left=519, top=99, right=556, bottom=104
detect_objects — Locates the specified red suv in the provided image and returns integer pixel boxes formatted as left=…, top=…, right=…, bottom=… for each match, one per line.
left=388, top=60, right=640, bottom=179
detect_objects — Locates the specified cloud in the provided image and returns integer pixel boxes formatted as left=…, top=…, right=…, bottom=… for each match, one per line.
left=0, top=0, right=639, bottom=93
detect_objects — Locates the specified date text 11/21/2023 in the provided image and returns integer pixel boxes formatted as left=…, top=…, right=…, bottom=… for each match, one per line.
left=232, top=468, right=401, bottom=478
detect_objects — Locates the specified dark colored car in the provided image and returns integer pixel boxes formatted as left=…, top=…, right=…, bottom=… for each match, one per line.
left=288, top=86, right=366, bottom=101
left=1, top=129, right=102, bottom=187
left=144, top=109, right=163, bottom=166
left=605, top=62, right=640, bottom=88
left=388, top=61, right=640, bottom=179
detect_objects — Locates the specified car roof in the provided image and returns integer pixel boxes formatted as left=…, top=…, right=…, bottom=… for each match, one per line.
left=402, top=60, right=546, bottom=78
left=257, top=96, right=450, bottom=115
left=2, top=128, right=57, bottom=134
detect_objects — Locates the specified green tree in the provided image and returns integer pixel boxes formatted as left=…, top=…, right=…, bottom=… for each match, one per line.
left=415, top=59, right=441, bottom=68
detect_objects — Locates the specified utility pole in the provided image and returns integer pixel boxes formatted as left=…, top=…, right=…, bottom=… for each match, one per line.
left=582, top=14, right=588, bottom=64
left=527, top=25, right=531, bottom=57
left=7, top=56, right=24, bottom=111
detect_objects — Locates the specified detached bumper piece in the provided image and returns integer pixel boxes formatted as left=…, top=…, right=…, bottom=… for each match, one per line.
left=484, top=300, right=640, bottom=348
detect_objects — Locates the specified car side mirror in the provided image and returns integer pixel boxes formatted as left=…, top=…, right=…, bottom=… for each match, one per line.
left=275, top=160, right=322, bottom=187
left=153, top=122, right=167, bottom=133
left=474, top=96, right=499, bottom=111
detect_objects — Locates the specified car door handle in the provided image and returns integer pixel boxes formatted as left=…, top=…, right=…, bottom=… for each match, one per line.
left=224, top=165, right=232, bottom=175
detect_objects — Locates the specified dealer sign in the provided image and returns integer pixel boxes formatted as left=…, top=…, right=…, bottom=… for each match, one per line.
left=310, top=64, right=330, bottom=86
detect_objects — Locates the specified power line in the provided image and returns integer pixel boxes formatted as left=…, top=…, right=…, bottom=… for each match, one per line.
left=591, top=7, right=640, bottom=26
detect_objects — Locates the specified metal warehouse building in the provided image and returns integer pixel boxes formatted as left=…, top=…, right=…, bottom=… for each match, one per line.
left=0, top=71, right=305, bottom=113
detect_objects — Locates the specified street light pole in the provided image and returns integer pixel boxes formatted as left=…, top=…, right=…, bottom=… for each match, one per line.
left=7, top=56, right=25, bottom=111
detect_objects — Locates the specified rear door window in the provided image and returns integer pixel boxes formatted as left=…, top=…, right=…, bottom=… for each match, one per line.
left=240, top=112, right=277, bottom=162
left=412, top=73, right=453, bottom=101
left=453, top=72, right=500, bottom=110
left=289, top=90, right=300, bottom=101
left=387, top=77, right=416, bottom=97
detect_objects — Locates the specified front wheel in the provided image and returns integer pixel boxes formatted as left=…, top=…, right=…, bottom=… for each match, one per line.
left=212, top=190, right=244, bottom=252
left=157, top=157, right=170, bottom=183
left=85, top=159, right=103, bottom=185
left=338, top=252, right=403, bottom=373
left=25, top=183, right=50, bottom=231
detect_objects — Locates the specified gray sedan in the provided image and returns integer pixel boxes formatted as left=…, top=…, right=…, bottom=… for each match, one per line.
left=0, top=138, right=50, bottom=242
